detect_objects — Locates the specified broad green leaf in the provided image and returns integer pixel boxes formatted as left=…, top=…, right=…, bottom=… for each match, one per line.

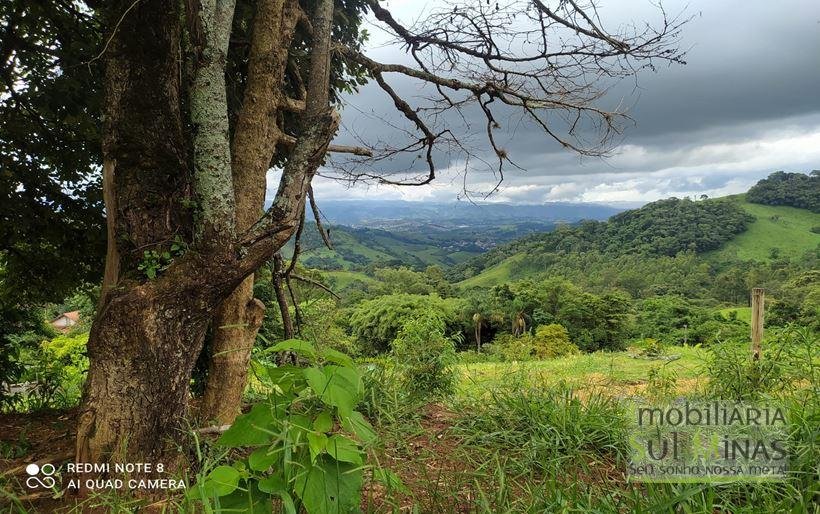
left=321, top=348, right=355, bottom=368
left=205, top=465, right=240, bottom=497
left=341, top=410, right=377, bottom=445
left=286, top=414, right=312, bottom=449
left=313, top=410, right=333, bottom=433
left=270, top=339, right=316, bottom=359
left=217, top=403, right=277, bottom=447
left=249, top=446, right=279, bottom=471
left=218, top=479, right=271, bottom=514
left=326, top=435, right=362, bottom=465
left=305, top=366, right=362, bottom=416
left=257, top=474, right=285, bottom=494
left=266, top=364, right=305, bottom=392
left=307, top=432, right=328, bottom=462
left=258, top=476, right=297, bottom=514
left=294, top=457, right=362, bottom=514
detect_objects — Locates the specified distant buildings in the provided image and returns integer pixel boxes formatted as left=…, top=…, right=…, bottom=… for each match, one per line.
left=50, top=310, right=80, bottom=332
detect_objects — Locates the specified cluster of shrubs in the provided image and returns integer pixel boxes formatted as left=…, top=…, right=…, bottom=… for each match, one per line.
left=483, top=324, right=579, bottom=361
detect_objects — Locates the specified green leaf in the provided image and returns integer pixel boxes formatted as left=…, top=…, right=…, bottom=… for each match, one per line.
left=305, top=365, right=362, bottom=416
left=258, top=475, right=296, bottom=514
left=294, top=457, right=362, bottom=514
left=217, top=403, right=276, bottom=447
left=321, top=348, right=355, bottom=368
left=266, top=364, right=305, bottom=392
left=325, top=435, right=362, bottom=465
left=218, top=479, right=271, bottom=514
left=341, top=411, right=377, bottom=445
left=249, top=446, right=279, bottom=471
left=307, top=432, right=327, bottom=462
left=270, top=339, right=316, bottom=359
left=205, top=465, right=240, bottom=497
left=287, top=414, right=312, bottom=445
left=313, top=410, right=333, bottom=433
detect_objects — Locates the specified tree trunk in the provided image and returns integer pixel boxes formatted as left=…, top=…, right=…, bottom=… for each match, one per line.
left=77, top=0, right=337, bottom=467
left=77, top=285, right=210, bottom=464
left=199, top=0, right=300, bottom=424
left=76, top=0, right=210, bottom=465
left=199, top=278, right=265, bottom=423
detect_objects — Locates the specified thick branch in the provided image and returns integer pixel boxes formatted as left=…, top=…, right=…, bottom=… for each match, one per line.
left=237, top=0, right=337, bottom=269
left=188, top=0, right=238, bottom=245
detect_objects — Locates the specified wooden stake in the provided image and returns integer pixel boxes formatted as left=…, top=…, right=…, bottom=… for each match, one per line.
left=750, top=288, right=764, bottom=360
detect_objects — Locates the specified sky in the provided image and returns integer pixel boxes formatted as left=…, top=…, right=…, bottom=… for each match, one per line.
left=271, top=0, right=820, bottom=205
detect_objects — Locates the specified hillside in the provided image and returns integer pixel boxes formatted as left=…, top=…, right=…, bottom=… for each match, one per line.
left=709, top=194, right=820, bottom=261
left=450, top=196, right=755, bottom=282
left=291, top=224, right=489, bottom=270
left=457, top=194, right=819, bottom=289
left=289, top=201, right=624, bottom=271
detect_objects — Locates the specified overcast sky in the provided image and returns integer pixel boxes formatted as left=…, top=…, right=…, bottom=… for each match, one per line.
left=271, top=0, right=820, bottom=205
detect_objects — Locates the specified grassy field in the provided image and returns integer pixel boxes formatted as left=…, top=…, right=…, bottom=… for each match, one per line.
left=709, top=195, right=819, bottom=262
left=458, top=254, right=529, bottom=288
left=455, top=346, right=705, bottom=399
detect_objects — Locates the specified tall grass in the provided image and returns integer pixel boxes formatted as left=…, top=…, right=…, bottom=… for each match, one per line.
left=453, top=382, right=629, bottom=475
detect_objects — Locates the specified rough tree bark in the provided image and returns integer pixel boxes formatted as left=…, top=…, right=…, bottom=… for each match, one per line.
left=76, top=0, right=337, bottom=466
left=77, top=0, right=202, bottom=464
left=199, top=0, right=301, bottom=425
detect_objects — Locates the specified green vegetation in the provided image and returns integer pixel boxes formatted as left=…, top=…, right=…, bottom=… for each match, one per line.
left=746, top=170, right=820, bottom=212
left=450, top=196, right=754, bottom=282
left=190, top=340, right=376, bottom=514
left=711, top=195, right=820, bottom=261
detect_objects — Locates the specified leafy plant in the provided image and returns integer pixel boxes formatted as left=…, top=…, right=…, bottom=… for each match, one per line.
left=392, top=315, right=457, bottom=399
left=704, top=328, right=817, bottom=401
left=645, top=366, right=678, bottom=401
left=633, top=337, right=665, bottom=357
left=347, top=293, right=459, bottom=354
left=190, top=339, right=392, bottom=514
left=137, top=236, right=187, bottom=280
left=532, top=324, right=579, bottom=359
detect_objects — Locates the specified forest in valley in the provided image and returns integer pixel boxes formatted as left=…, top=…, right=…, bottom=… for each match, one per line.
left=0, top=0, right=818, bottom=512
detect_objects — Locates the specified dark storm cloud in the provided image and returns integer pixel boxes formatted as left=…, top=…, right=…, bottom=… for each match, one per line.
left=284, top=0, right=820, bottom=203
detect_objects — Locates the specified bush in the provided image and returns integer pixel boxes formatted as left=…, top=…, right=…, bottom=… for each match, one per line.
left=191, top=340, right=385, bottom=514
left=532, top=324, right=579, bottom=358
left=486, top=327, right=579, bottom=362
left=632, top=337, right=665, bottom=357
left=392, top=316, right=456, bottom=399
left=347, top=293, right=459, bottom=354
left=704, top=328, right=816, bottom=401
left=359, top=357, right=425, bottom=427
left=486, top=333, right=537, bottom=362
left=16, top=332, right=88, bottom=410
left=453, top=383, right=628, bottom=473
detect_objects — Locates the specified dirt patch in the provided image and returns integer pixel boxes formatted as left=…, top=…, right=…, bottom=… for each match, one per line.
left=362, top=403, right=479, bottom=513
left=0, top=408, right=77, bottom=511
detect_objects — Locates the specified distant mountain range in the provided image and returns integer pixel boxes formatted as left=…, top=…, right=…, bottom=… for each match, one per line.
left=313, top=200, right=627, bottom=229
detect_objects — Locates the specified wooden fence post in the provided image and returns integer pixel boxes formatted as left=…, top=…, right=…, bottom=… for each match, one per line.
left=750, top=288, right=764, bottom=360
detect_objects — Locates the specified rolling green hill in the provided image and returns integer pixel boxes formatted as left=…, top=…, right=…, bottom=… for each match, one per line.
left=709, top=194, right=820, bottom=262
left=458, top=194, right=819, bottom=289
left=289, top=224, right=488, bottom=270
